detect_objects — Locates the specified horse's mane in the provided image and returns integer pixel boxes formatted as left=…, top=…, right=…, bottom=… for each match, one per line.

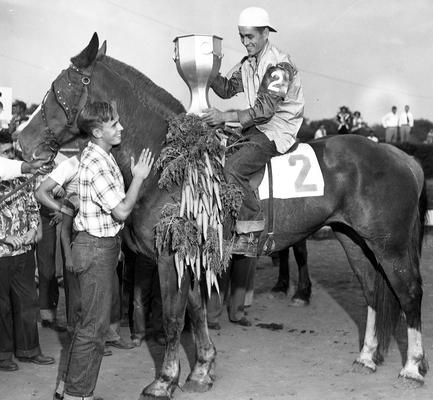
left=102, top=55, right=185, bottom=119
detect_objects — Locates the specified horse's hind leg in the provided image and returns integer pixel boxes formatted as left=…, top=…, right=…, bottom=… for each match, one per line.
left=375, top=249, right=428, bottom=385
left=333, top=232, right=380, bottom=372
left=183, top=281, right=217, bottom=393
left=141, top=255, right=190, bottom=400
left=290, top=239, right=312, bottom=306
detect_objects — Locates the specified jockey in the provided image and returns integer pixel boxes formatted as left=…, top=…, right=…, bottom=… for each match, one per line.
left=201, top=7, right=305, bottom=257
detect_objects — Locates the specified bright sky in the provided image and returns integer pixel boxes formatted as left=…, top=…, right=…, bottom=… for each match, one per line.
left=1, top=0, right=432, bottom=124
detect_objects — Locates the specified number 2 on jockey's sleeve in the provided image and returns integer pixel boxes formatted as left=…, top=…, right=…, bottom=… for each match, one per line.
left=262, top=64, right=291, bottom=98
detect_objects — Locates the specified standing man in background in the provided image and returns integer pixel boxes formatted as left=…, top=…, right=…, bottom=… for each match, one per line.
left=398, top=104, right=414, bottom=143
left=381, top=106, right=399, bottom=143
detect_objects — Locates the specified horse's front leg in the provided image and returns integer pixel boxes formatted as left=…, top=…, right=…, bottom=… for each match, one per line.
left=183, top=280, right=217, bottom=393
left=141, top=255, right=189, bottom=400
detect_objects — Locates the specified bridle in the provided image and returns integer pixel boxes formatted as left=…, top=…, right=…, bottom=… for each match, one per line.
left=0, top=63, right=95, bottom=206
left=39, top=62, right=94, bottom=158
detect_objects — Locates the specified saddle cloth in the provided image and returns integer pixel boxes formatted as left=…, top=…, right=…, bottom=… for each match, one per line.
left=258, top=143, right=324, bottom=200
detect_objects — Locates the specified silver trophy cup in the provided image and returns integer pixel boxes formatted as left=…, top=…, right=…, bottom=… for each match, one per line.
left=173, top=34, right=223, bottom=115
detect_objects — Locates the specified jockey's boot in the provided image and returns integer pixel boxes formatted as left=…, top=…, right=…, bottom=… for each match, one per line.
left=232, top=232, right=260, bottom=258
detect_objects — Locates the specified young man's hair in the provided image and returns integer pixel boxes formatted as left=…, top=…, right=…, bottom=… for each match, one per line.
left=77, top=101, right=117, bottom=136
left=0, top=131, right=13, bottom=144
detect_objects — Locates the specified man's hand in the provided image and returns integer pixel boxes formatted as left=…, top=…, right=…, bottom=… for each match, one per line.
left=201, top=108, right=226, bottom=126
left=49, top=210, right=63, bottom=226
left=22, top=159, right=54, bottom=175
left=4, top=235, right=23, bottom=250
left=130, top=148, right=155, bottom=181
left=22, top=228, right=38, bottom=245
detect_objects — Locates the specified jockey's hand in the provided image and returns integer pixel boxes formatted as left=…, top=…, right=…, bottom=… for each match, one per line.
left=22, top=159, right=54, bottom=175
left=201, top=108, right=225, bottom=126
left=131, top=148, right=155, bottom=181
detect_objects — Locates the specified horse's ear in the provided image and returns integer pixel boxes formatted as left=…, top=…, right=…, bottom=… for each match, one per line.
left=96, top=40, right=107, bottom=60
left=70, top=32, right=99, bottom=69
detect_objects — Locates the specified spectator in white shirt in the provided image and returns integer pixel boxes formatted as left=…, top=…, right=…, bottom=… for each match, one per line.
left=381, top=106, right=399, bottom=143
left=398, top=104, right=414, bottom=143
left=314, top=125, right=327, bottom=139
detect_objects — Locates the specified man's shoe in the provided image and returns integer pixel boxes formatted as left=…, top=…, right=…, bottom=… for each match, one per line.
left=207, top=321, right=221, bottom=330
left=17, top=354, right=55, bottom=365
left=231, top=233, right=259, bottom=258
left=105, top=338, right=134, bottom=350
left=0, top=359, right=19, bottom=371
left=230, top=317, right=252, bottom=327
left=41, top=319, right=67, bottom=332
left=103, top=347, right=112, bottom=356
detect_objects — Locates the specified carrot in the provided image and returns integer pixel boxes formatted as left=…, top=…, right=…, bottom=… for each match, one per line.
left=218, top=222, right=223, bottom=260
left=193, top=166, right=198, bottom=185
left=202, top=211, right=208, bottom=240
left=195, top=254, right=201, bottom=280
left=206, top=269, right=212, bottom=298
left=179, top=185, right=186, bottom=217
left=193, top=193, right=199, bottom=218
left=204, top=152, right=214, bottom=177
left=200, top=174, right=209, bottom=195
left=213, top=181, right=222, bottom=211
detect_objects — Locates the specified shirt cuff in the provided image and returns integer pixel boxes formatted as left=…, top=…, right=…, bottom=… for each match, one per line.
left=237, top=109, right=254, bottom=128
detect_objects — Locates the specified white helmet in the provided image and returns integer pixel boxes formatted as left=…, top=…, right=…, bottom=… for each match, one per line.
left=238, top=7, right=277, bottom=32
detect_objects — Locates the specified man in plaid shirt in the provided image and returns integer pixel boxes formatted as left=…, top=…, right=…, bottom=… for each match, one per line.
left=61, top=101, right=154, bottom=400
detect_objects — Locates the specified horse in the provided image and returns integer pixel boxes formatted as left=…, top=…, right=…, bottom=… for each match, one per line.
left=19, top=33, right=428, bottom=398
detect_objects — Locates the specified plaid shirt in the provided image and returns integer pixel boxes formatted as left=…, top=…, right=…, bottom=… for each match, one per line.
left=0, top=178, right=39, bottom=257
left=73, top=142, right=125, bottom=237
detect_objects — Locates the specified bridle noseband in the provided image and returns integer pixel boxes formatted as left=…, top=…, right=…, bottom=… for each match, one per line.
left=39, top=62, right=94, bottom=158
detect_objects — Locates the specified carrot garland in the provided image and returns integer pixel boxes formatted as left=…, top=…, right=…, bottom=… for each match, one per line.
left=155, top=114, right=243, bottom=294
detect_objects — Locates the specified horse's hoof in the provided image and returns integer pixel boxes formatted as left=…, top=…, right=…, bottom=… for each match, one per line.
left=351, top=359, right=376, bottom=374
left=141, top=378, right=177, bottom=400
left=289, top=297, right=309, bottom=307
left=271, top=282, right=288, bottom=294
left=394, top=374, right=424, bottom=389
left=182, top=379, right=213, bottom=393
left=139, top=395, right=171, bottom=400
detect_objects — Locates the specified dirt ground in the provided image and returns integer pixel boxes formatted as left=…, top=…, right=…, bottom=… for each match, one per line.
left=1, top=234, right=433, bottom=400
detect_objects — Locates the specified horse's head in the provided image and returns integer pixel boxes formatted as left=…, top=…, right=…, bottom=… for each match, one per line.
left=19, top=32, right=107, bottom=162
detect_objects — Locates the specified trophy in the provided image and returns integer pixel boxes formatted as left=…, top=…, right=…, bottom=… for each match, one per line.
left=173, top=34, right=223, bottom=115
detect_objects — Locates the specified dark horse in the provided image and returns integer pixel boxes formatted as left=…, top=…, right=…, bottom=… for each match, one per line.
left=19, top=34, right=428, bottom=398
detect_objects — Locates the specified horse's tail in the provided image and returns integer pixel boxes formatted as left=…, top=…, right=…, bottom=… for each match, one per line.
left=416, top=179, right=428, bottom=254
left=374, top=178, right=427, bottom=357
left=373, top=269, right=401, bottom=358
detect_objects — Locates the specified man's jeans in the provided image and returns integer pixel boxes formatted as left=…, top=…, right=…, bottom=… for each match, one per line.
left=64, top=232, right=120, bottom=398
left=225, top=128, right=279, bottom=225
left=0, top=251, right=41, bottom=360
left=37, top=212, right=59, bottom=319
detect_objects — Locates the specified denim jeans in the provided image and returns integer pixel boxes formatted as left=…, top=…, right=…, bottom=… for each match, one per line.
left=0, top=250, right=41, bottom=360
left=225, top=128, right=279, bottom=223
left=64, top=232, right=120, bottom=398
left=37, top=212, right=59, bottom=316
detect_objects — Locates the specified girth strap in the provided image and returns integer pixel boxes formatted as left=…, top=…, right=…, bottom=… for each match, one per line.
left=263, top=160, right=276, bottom=255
